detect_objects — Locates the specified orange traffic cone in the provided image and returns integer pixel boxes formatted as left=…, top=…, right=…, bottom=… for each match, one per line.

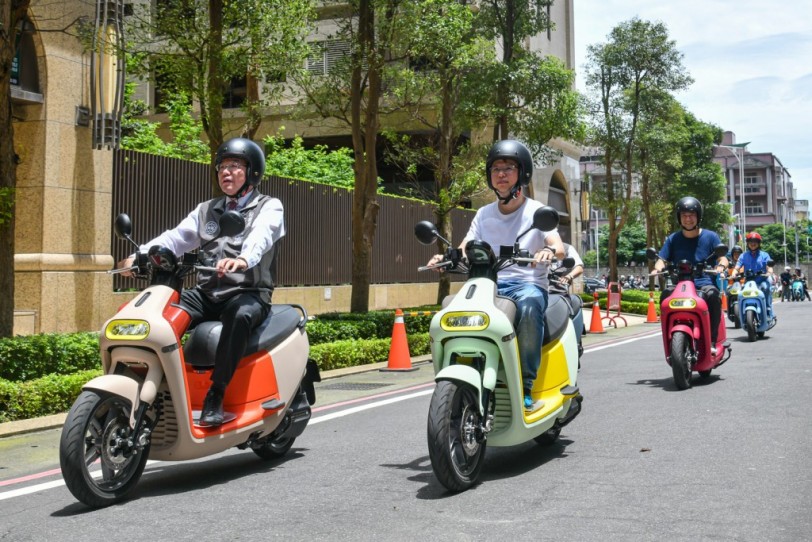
left=721, top=291, right=728, bottom=311
left=380, top=309, right=418, bottom=372
left=645, top=291, right=659, bottom=324
left=589, top=292, right=606, bottom=334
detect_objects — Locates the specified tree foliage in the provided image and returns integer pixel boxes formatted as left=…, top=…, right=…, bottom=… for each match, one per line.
left=263, top=133, right=359, bottom=189
left=125, top=0, right=314, bottom=161
left=584, top=17, right=693, bottom=281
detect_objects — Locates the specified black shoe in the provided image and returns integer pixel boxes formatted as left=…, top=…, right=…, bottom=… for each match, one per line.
left=200, top=387, right=224, bottom=427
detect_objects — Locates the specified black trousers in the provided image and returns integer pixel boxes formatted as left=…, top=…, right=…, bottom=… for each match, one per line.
left=661, top=284, right=722, bottom=343
left=181, top=288, right=270, bottom=390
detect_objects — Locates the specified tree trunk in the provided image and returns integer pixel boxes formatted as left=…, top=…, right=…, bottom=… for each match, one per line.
left=0, top=1, right=30, bottom=338
left=349, top=0, right=382, bottom=313
left=206, top=0, right=224, bottom=195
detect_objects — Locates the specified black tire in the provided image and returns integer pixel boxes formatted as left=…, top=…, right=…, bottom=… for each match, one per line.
left=534, top=427, right=561, bottom=446
left=59, top=391, right=150, bottom=508
left=698, top=370, right=712, bottom=379
left=670, top=331, right=692, bottom=390
left=732, top=304, right=741, bottom=329
left=427, top=380, right=486, bottom=492
left=745, top=311, right=757, bottom=342
left=252, top=435, right=295, bottom=460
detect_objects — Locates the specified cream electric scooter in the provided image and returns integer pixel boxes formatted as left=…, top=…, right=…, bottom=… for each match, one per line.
left=59, top=212, right=319, bottom=508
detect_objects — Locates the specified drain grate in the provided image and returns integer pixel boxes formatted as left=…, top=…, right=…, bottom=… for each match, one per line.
left=319, top=382, right=392, bottom=391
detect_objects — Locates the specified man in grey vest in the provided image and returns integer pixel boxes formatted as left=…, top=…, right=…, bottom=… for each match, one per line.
left=117, top=138, right=285, bottom=426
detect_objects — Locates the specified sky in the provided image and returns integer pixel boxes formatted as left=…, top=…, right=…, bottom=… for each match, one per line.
left=573, top=0, right=812, bottom=203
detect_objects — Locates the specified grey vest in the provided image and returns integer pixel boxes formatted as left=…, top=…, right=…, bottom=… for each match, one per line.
left=195, top=191, right=280, bottom=303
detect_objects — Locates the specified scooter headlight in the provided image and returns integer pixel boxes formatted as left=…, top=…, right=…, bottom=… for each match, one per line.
left=742, top=290, right=760, bottom=298
left=440, top=312, right=489, bottom=331
left=668, top=298, right=696, bottom=310
left=105, top=319, right=150, bottom=340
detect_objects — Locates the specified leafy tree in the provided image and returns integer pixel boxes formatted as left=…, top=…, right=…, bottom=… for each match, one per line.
left=120, top=82, right=209, bottom=162
left=263, top=133, right=358, bottom=189
left=473, top=0, right=583, bottom=156
left=125, top=0, right=314, bottom=189
left=756, top=221, right=812, bottom=267
left=584, top=18, right=693, bottom=283
left=291, top=0, right=404, bottom=313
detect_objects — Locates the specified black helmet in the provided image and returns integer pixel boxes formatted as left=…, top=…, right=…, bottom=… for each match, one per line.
left=731, top=245, right=743, bottom=255
left=215, top=138, right=265, bottom=187
left=675, top=196, right=703, bottom=227
left=486, top=139, right=533, bottom=189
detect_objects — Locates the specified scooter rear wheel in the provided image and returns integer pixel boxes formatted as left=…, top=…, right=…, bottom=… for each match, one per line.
left=252, top=435, right=295, bottom=459
left=427, top=380, right=486, bottom=492
left=59, top=390, right=150, bottom=508
left=670, top=331, right=693, bottom=390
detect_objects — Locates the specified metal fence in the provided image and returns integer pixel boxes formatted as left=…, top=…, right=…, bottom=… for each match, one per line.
left=111, top=150, right=474, bottom=291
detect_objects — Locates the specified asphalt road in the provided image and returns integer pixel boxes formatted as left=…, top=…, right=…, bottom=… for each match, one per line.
left=1, top=302, right=810, bottom=541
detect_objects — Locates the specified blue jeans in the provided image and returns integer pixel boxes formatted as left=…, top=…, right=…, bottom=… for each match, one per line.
left=497, top=281, right=548, bottom=394
left=755, top=278, right=773, bottom=317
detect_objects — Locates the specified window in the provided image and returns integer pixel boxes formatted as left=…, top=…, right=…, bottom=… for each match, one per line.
left=223, top=76, right=246, bottom=109
left=745, top=203, right=763, bottom=215
left=306, top=40, right=350, bottom=75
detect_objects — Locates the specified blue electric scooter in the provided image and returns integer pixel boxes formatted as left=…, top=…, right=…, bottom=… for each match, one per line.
left=737, top=268, right=777, bottom=342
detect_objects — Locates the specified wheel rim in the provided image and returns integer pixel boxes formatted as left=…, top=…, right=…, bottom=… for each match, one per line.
left=84, top=397, right=143, bottom=492
left=448, top=388, right=483, bottom=477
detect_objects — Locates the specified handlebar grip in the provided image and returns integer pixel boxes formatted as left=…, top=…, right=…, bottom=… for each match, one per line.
left=107, top=266, right=137, bottom=275
left=195, top=266, right=218, bottom=273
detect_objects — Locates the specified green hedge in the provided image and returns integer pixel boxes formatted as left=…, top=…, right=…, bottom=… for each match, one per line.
left=0, top=332, right=101, bottom=381
left=310, top=333, right=431, bottom=371
left=0, top=369, right=101, bottom=423
left=580, top=289, right=661, bottom=316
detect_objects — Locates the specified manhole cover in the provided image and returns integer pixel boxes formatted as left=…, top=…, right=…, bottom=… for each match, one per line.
left=319, top=382, right=392, bottom=391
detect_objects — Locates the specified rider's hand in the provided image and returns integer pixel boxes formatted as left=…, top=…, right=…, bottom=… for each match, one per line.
left=532, top=246, right=555, bottom=267
left=427, top=254, right=445, bottom=272
left=216, top=257, right=248, bottom=277
left=117, top=256, right=135, bottom=278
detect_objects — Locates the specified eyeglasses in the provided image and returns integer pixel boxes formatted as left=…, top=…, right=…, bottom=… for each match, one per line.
left=491, top=165, right=518, bottom=175
left=217, top=162, right=246, bottom=173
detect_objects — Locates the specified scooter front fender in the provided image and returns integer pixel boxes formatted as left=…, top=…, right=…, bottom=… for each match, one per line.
left=83, top=374, right=140, bottom=428
left=435, top=364, right=484, bottom=414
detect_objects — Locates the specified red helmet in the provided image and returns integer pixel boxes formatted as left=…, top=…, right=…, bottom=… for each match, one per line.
left=745, top=232, right=762, bottom=243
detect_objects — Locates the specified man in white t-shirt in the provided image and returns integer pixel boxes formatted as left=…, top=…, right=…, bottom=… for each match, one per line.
left=429, top=140, right=564, bottom=412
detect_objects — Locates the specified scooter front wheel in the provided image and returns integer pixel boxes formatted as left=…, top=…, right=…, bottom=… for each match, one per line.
left=427, top=380, right=486, bottom=492
left=745, top=311, right=757, bottom=342
left=59, top=390, right=150, bottom=508
left=670, top=331, right=693, bottom=390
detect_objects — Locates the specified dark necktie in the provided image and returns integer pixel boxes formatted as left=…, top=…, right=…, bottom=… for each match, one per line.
left=227, top=199, right=237, bottom=211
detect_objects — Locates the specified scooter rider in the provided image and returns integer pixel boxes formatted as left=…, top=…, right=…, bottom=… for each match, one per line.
left=427, top=140, right=564, bottom=412
left=651, top=196, right=728, bottom=354
left=780, top=265, right=792, bottom=302
left=795, top=267, right=811, bottom=301
left=730, top=232, right=774, bottom=316
left=117, top=138, right=285, bottom=426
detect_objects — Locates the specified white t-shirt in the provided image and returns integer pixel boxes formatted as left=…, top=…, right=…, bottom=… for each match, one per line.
left=464, top=198, right=556, bottom=289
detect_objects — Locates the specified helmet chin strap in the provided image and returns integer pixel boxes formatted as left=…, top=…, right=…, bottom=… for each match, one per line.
left=497, top=185, right=522, bottom=205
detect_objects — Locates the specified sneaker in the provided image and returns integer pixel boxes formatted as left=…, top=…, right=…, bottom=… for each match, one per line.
left=524, top=394, right=544, bottom=412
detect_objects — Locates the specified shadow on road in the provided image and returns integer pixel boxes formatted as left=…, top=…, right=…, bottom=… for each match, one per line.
left=51, top=447, right=308, bottom=515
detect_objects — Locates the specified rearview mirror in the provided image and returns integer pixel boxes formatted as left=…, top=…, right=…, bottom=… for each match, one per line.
left=114, top=214, right=132, bottom=240
left=646, top=247, right=658, bottom=261
left=414, top=221, right=439, bottom=245
left=533, top=206, right=560, bottom=232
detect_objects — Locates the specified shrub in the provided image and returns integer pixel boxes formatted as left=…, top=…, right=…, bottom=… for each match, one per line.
left=0, top=333, right=101, bottom=382
left=310, top=333, right=431, bottom=372
left=0, top=369, right=101, bottom=423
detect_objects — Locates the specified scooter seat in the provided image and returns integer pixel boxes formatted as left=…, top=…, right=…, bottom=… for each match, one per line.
left=183, top=304, right=304, bottom=369
left=543, top=295, right=570, bottom=345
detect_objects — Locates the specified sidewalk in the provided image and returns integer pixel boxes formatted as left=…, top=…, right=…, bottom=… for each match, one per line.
left=0, top=312, right=655, bottom=439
